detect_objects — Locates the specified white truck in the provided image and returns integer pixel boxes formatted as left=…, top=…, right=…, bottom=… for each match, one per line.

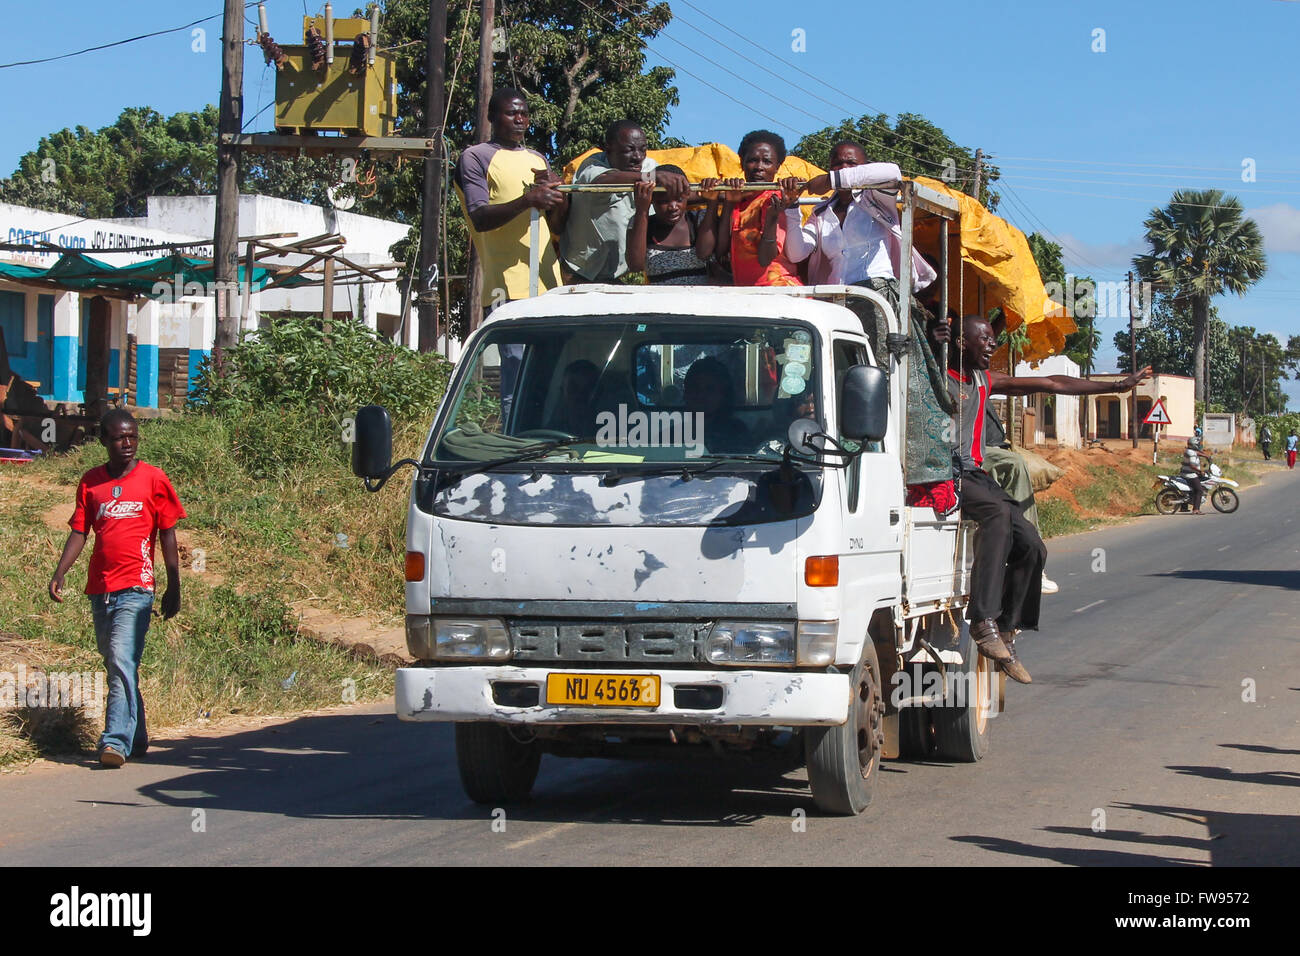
left=354, top=276, right=1004, bottom=815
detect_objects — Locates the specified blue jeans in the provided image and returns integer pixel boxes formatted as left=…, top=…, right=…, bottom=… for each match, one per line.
left=90, top=587, right=154, bottom=757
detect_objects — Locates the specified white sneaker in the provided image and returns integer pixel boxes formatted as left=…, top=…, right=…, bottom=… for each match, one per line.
left=1040, top=573, right=1059, bottom=594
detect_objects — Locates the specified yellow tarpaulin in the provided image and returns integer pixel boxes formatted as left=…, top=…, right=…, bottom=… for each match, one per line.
left=560, top=145, right=1074, bottom=363
left=911, top=176, right=1075, bottom=364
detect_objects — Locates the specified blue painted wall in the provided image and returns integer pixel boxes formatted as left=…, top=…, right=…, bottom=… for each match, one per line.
left=136, top=343, right=158, bottom=408
left=187, top=348, right=210, bottom=396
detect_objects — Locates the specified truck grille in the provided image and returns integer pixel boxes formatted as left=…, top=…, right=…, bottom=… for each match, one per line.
left=509, top=621, right=710, bottom=665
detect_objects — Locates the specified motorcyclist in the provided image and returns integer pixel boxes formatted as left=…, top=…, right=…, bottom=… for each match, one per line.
left=1180, top=430, right=1209, bottom=515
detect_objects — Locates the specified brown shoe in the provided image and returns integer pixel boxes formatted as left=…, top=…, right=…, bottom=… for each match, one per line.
left=99, top=747, right=126, bottom=768
left=970, top=618, right=1011, bottom=662
left=998, top=638, right=1033, bottom=684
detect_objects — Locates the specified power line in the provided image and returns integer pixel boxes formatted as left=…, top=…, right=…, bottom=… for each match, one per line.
left=654, top=0, right=981, bottom=177
left=995, top=173, right=1300, bottom=198
left=1010, top=182, right=1282, bottom=211
left=0, top=4, right=259, bottom=70
left=993, top=154, right=1300, bottom=176
left=571, top=0, right=805, bottom=138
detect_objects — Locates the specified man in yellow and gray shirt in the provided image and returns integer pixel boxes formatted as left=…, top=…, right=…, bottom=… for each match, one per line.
left=454, top=87, right=567, bottom=312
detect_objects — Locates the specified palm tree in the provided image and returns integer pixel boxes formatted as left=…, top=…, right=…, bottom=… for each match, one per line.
left=1133, top=189, right=1266, bottom=403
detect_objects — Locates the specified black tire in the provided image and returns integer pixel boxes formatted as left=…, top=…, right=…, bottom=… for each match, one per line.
left=932, top=622, right=995, bottom=762
left=896, top=703, right=934, bottom=759
left=805, top=641, right=885, bottom=815
left=1211, top=486, right=1239, bottom=513
left=454, top=722, right=542, bottom=804
left=1155, top=488, right=1183, bottom=515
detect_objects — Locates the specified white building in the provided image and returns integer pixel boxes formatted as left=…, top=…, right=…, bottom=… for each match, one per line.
left=1011, top=354, right=1083, bottom=449
left=0, top=195, right=411, bottom=409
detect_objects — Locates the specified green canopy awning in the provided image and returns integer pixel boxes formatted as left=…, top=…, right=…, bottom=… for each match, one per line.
left=0, top=252, right=312, bottom=298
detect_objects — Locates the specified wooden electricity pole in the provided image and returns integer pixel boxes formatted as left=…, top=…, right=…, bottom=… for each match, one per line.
left=417, top=0, right=448, bottom=353
left=466, top=0, right=495, bottom=332
left=214, top=0, right=245, bottom=355
left=970, top=148, right=984, bottom=204
left=1128, top=270, right=1138, bottom=447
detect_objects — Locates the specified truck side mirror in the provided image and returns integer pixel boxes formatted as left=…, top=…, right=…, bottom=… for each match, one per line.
left=352, top=405, right=393, bottom=479
left=840, top=365, right=887, bottom=442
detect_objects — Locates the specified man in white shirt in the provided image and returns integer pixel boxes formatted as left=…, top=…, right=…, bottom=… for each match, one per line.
left=784, top=141, right=937, bottom=294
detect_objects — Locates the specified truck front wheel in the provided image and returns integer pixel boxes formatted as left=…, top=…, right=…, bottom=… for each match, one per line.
left=454, top=723, right=542, bottom=804
left=805, top=641, right=885, bottom=815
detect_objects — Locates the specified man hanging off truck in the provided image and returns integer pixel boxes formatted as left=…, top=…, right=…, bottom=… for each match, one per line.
left=939, top=314, right=1151, bottom=683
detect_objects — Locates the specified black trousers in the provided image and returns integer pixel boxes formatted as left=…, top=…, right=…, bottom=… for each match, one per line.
left=960, top=468, right=1046, bottom=631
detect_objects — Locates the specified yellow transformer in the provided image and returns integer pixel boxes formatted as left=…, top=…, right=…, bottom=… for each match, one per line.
left=274, top=14, right=399, bottom=137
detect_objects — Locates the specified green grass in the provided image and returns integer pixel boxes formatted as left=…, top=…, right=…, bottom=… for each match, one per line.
left=27, top=409, right=427, bottom=625
left=1037, top=498, right=1092, bottom=538
left=0, top=474, right=392, bottom=768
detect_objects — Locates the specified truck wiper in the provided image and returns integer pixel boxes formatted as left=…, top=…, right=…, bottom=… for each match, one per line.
left=436, top=437, right=587, bottom=482
left=601, top=453, right=789, bottom=487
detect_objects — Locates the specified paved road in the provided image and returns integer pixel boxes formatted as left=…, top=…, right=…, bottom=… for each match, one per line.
left=4, top=469, right=1297, bottom=866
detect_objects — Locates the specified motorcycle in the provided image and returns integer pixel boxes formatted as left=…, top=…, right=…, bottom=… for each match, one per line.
left=1153, top=462, right=1240, bottom=514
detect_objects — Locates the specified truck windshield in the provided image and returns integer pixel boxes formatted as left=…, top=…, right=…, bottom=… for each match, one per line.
left=430, top=317, right=822, bottom=468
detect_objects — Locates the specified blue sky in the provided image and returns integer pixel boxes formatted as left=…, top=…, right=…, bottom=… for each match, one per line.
left=3, top=0, right=1298, bottom=406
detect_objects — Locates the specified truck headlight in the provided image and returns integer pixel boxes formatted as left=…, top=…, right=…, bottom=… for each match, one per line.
left=705, top=622, right=796, bottom=666
left=432, top=618, right=511, bottom=660
left=796, top=620, right=838, bottom=666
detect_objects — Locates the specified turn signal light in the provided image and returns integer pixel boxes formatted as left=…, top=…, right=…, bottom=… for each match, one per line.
left=804, top=555, right=839, bottom=587
left=405, top=551, right=426, bottom=581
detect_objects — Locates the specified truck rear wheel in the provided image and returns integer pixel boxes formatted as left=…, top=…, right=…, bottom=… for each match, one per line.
left=454, top=723, right=542, bottom=804
left=932, top=623, right=995, bottom=762
left=897, top=704, right=934, bottom=759
left=805, top=641, right=884, bottom=815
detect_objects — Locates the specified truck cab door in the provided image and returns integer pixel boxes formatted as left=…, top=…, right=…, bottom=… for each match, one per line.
left=834, top=337, right=903, bottom=617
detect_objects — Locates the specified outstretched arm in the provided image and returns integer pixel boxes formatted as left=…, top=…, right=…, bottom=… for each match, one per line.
left=989, top=365, right=1152, bottom=397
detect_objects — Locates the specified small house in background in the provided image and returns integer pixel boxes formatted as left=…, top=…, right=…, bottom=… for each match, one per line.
left=1012, top=355, right=1083, bottom=449
left=1082, top=372, right=1195, bottom=443
left=0, top=195, right=411, bottom=418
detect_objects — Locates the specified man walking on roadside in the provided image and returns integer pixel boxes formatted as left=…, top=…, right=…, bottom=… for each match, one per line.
left=49, top=410, right=185, bottom=767
left=1259, top=423, right=1272, bottom=461
left=1287, top=428, right=1298, bottom=469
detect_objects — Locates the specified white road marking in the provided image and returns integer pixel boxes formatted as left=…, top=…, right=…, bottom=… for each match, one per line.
left=507, top=821, right=579, bottom=850
left=1073, top=600, right=1106, bottom=614
left=1217, top=545, right=1230, bottom=552
left=1168, top=567, right=1181, bottom=573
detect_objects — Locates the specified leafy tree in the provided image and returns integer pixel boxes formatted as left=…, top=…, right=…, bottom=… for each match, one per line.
left=796, top=113, right=1000, bottom=210
left=0, top=105, right=369, bottom=218
left=1133, top=189, right=1267, bottom=403
left=1113, top=294, right=1297, bottom=414
left=371, top=0, right=682, bottom=334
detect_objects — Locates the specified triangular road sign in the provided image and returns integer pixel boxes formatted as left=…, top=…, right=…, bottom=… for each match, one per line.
left=1143, top=399, right=1173, bottom=426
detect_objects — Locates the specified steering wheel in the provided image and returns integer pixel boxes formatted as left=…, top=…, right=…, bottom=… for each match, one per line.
left=515, top=429, right=578, bottom=441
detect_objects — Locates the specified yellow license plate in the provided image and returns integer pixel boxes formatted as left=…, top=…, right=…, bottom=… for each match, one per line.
left=546, top=673, right=661, bottom=707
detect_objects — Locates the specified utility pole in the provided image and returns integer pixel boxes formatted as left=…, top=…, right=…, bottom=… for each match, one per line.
left=466, top=0, right=495, bottom=333
left=417, top=0, right=448, bottom=353
left=214, top=0, right=244, bottom=356
left=1128, top=270, right=1138, bottom=447
left=970, top=148, right=983, bottom=204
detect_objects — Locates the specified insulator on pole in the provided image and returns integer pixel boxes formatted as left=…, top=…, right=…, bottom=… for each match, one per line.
left=369, top=4, right=380, bottom=65
left=324, top=3, right=335, bottom=65
left=257, top=3, right=269, bottom=37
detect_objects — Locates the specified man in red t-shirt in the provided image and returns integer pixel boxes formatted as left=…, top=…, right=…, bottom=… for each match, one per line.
left=49, top=409, right=185, bottom=767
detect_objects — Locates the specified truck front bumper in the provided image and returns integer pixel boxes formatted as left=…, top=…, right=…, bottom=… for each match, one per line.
left=395, top=666, right=850, bottom=726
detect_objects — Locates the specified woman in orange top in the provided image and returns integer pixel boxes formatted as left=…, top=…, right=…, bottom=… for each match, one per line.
left=704, top=130, right=803, bottom=286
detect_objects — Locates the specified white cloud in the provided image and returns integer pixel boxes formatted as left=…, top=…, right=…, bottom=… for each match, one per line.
left=1053, top=233, right=1144, bottom=274
left=1247, top=203, right=1300, bottom=254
